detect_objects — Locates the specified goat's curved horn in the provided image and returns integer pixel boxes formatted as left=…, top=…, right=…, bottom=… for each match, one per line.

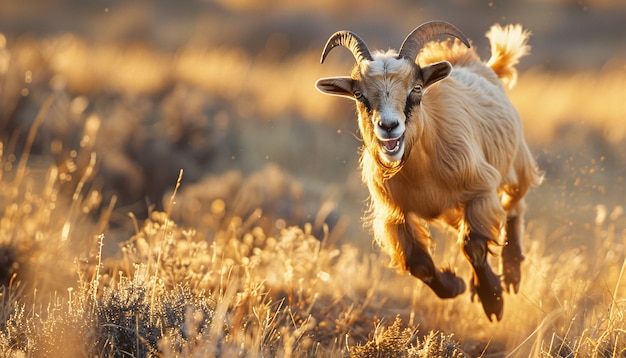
left=398, top=21, right=470, bottom=60
left=320, top=31, right=373, bottom=64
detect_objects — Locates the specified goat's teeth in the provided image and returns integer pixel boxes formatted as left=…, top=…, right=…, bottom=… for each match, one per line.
left=382, top=139, right=400, bottom=153
left=384, top=140, right=395, bottom=149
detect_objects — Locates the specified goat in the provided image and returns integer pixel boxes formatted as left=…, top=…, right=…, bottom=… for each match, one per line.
left=315, top=21, right=541, bottom=321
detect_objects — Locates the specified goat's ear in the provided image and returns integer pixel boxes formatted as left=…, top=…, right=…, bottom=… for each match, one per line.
left=421, top=61, right=452, bottom=88
left=315, top=77, right=355, bottom=99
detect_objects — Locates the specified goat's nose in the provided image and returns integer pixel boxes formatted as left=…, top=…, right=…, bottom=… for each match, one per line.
left=377, top=120, right=399, bottom=133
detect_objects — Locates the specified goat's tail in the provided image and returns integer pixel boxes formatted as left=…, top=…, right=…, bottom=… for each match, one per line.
left=485, top=24, right=531, bottom=89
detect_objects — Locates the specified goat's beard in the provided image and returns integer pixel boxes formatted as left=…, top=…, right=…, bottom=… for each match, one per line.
left=365, top=135, right=408, bottom=181
left=374, top=148, right=406, bottom=180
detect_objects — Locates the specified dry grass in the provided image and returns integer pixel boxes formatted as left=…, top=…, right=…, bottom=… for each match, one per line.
left=0, top=28, right=625, bottom=357
left=511, top=65, right=626, bottom=144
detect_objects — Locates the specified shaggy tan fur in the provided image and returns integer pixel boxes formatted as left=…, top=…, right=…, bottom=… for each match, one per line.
left=359, top=24, right=541, bottom=271
left=316, top=24, right=541, bottom=319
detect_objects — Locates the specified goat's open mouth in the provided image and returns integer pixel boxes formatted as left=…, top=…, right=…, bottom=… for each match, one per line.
left=379, top=135, right=404, bottom=155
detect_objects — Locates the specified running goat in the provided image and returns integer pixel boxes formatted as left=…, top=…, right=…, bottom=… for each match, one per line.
left=315, top=21, right=541, bottom=321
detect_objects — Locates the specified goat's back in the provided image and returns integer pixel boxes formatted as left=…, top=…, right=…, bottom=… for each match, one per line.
left=417, top=24, right=530, bottom=89
left=415, top=25, right=538, bottom=192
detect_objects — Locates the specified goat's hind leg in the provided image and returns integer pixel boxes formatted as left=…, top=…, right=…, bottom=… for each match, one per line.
left=502, top=199, right=527, bottom=293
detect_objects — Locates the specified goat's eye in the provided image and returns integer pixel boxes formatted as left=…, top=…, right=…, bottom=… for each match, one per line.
left=413, top=84, right=422, bottom=93
left=353, top=90, right=363, bottom=99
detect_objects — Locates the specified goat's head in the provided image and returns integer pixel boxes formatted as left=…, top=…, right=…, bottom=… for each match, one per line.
left=316, top=21, right=470, bottom=175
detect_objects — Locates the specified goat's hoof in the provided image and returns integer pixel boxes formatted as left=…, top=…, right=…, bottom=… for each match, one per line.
left=442, top=269, right=467, bottom=298
left=502, top=248, right=524, bottom=294
left=470, top=271, right=504, bottom=322
left=428, top=269, right=466, bottom=299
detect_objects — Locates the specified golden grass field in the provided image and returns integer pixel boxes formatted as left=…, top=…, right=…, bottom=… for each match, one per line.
left=1, top=1, right=626, bottom=357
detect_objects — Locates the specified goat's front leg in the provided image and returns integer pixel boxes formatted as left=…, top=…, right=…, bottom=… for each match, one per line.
left=408, top=245, right=467, bottom=299
left=463, top=193, right=505, bottom=321
left=394, top=218, right=466, bottom=299
left=463, top=231, right=502, bottom=321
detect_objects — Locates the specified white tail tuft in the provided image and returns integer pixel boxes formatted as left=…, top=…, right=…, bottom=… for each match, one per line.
left=486, top=24, right=531, bottom=89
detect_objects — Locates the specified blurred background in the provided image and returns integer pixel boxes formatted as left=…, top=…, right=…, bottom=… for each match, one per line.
left=0, top=0, right=625, bottom=251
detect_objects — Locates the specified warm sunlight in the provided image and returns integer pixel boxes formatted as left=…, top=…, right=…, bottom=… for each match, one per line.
left=0, top=0, right=625, bottom=356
